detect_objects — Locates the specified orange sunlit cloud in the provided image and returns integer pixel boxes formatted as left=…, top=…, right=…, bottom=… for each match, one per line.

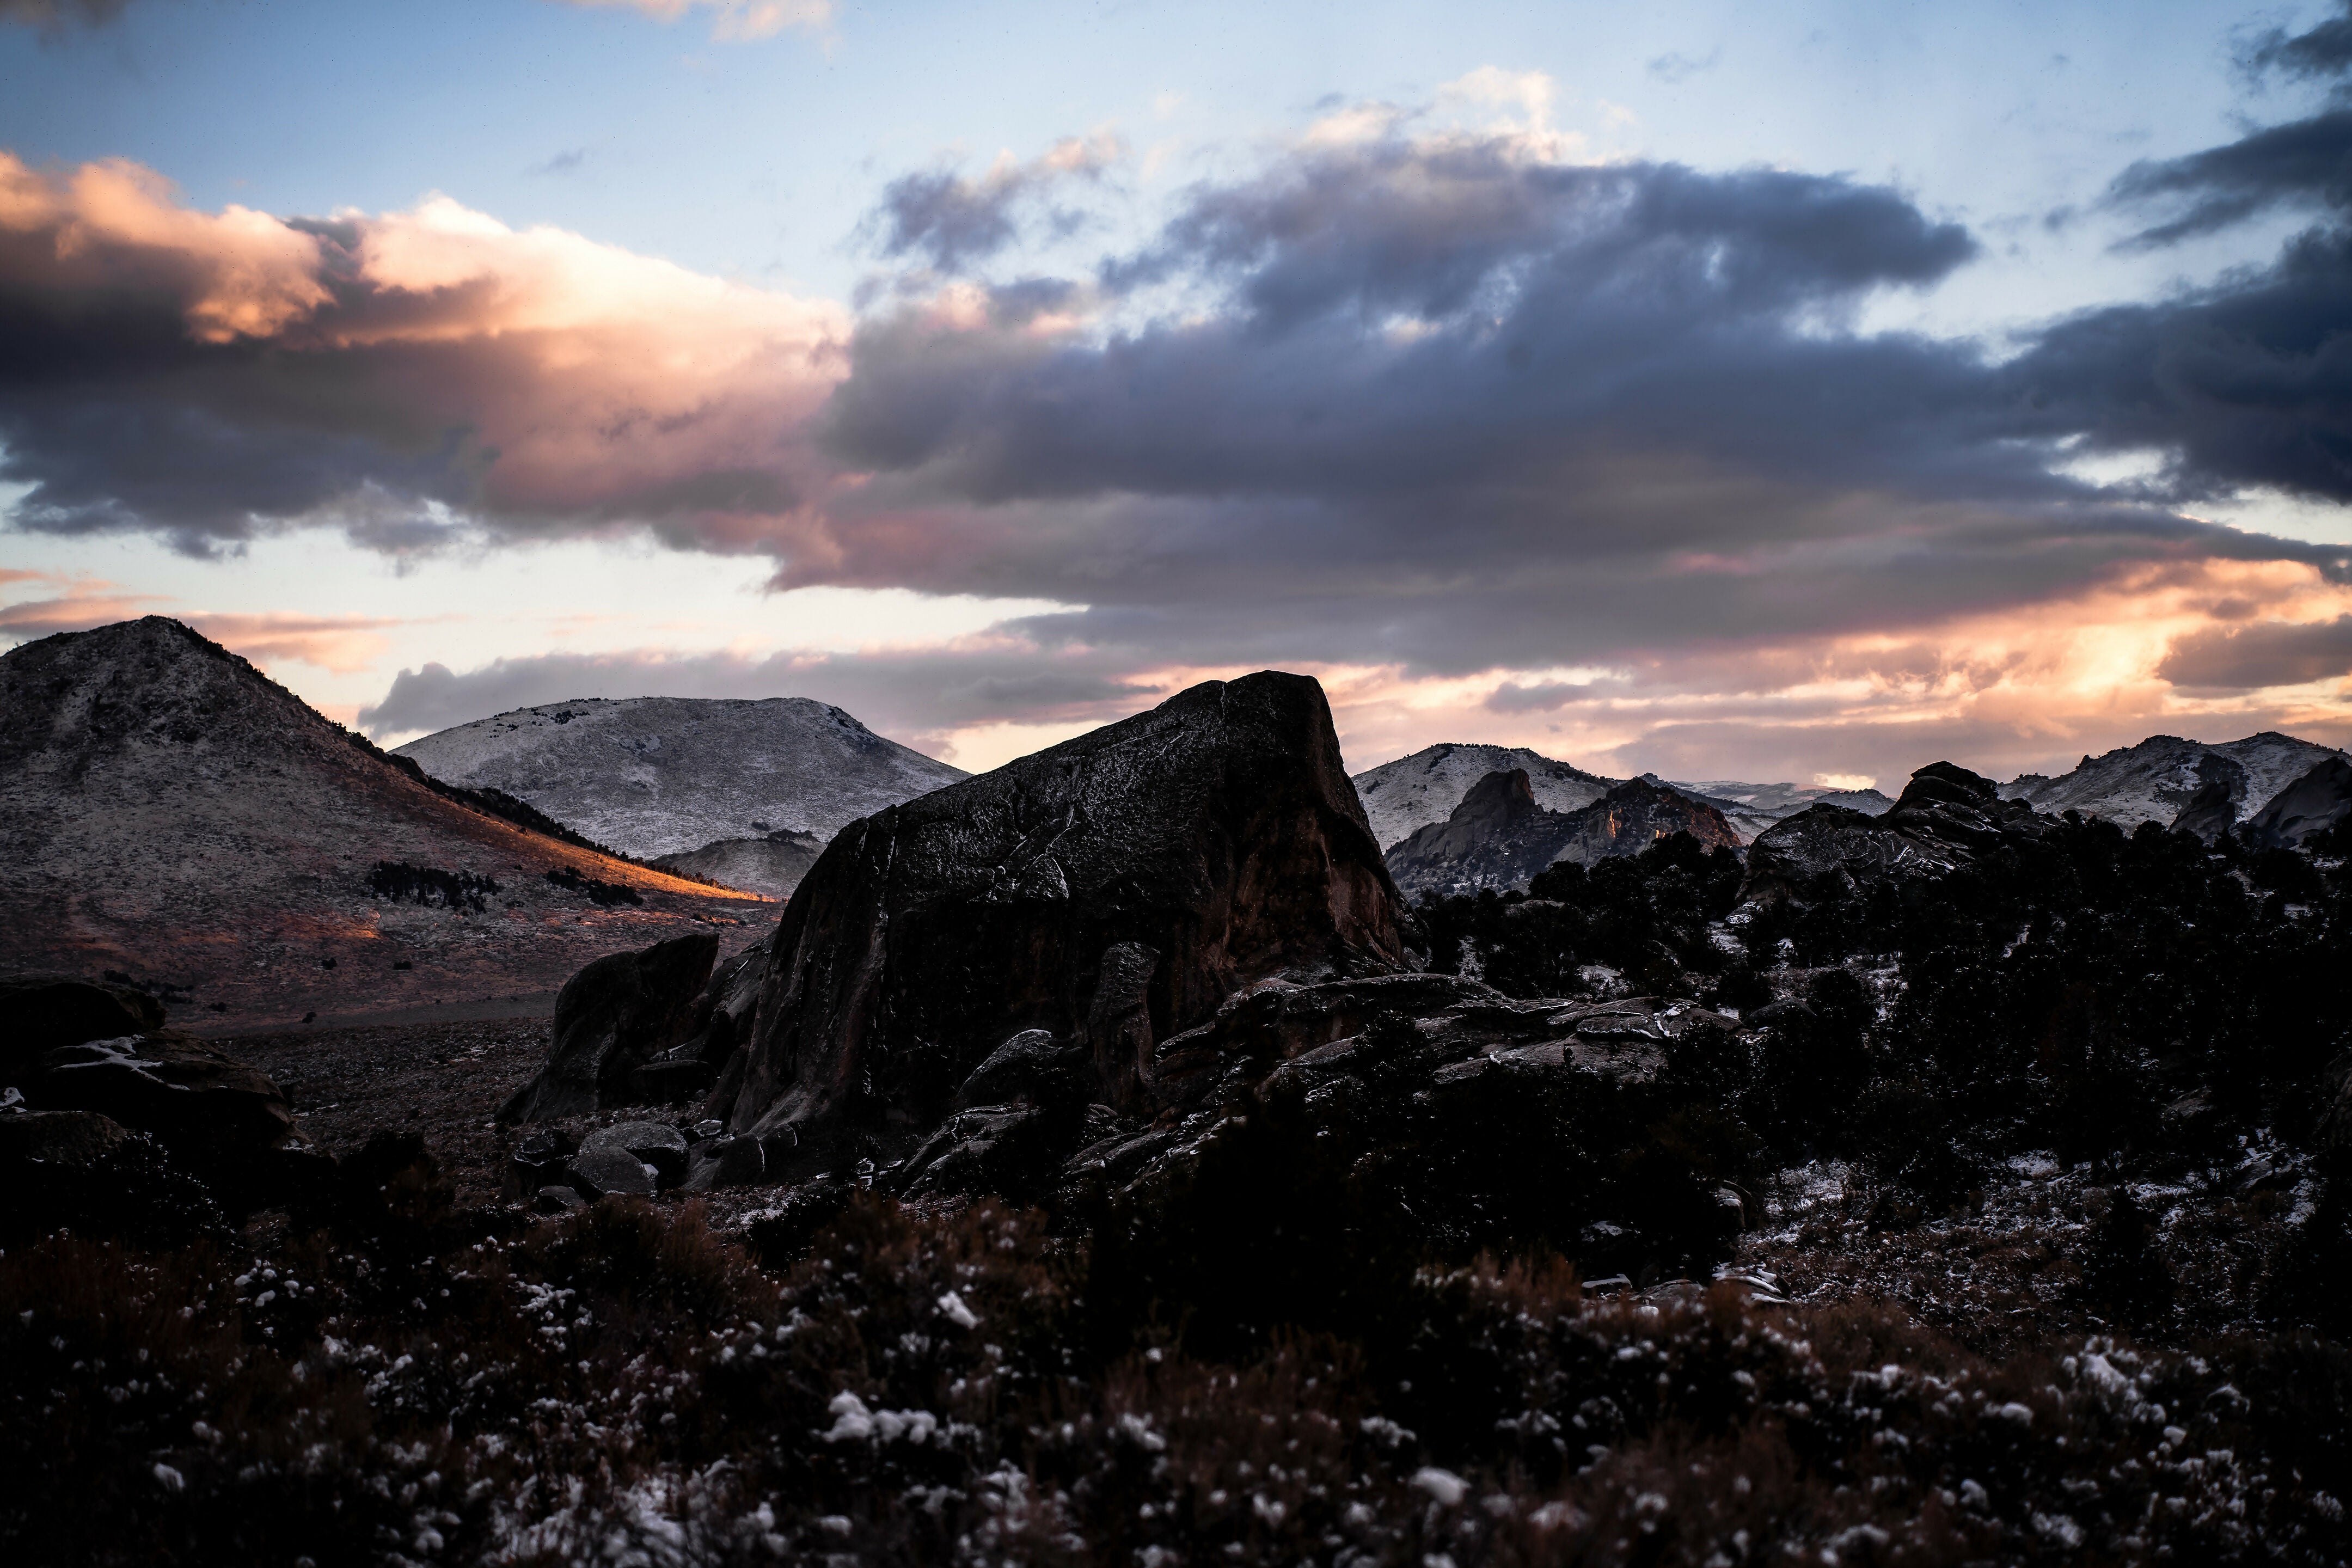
left=0, top=151, right=850, bottom=547
left=0, top=584, right=410, bottom=676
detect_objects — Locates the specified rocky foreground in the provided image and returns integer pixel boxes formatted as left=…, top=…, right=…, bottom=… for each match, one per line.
left=5, top=670, right=2352, bottom=1565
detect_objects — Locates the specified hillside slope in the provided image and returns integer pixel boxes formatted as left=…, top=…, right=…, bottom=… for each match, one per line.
left=0, top=619, right=766, bottom=1030
left=396, top=697, right=966, bottom=867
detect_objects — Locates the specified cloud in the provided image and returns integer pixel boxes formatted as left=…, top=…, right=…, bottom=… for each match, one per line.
left=0, top=582, right=168, bottom=633
left=0, top=151, right=848, bottom=557
left=1647, top=48, right=1720, bottom=84
left=548, top=0, right=831, bottom=42
left=868, top=132, right=1123, bottom=273
left=2003, top=224, right=2352, bottom=506
left=2240, top=1, right=2352, bottom=83
left=2158, top=614, right=2352, bottom=691
left=529, top=149, right=590, bottom=177
left=15, top=77, right=2352, bottom=783
left=0, top=578, right=406, bottom=672
left=2106, top=109, right=2352, bottom=246
left=0, top=0, right=138, bottom=32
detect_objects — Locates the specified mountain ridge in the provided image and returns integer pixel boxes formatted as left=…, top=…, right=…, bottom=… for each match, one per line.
left=0, top=618, right=763, bottom=1030
left=396, top=696, right=966, bottom=896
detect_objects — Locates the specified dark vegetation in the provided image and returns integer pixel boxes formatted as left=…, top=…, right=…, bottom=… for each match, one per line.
left=7, top=1159, right=2347, bottom=1566
left=367, top=860, right=501, bottom=915
left=544, top=865, right=645, bottom=907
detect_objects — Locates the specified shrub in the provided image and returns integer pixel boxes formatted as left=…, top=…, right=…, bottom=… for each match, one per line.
left=366, top=860, right=499, bottom=913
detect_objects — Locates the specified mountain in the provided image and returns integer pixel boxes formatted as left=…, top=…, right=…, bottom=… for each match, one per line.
left=396, top=696, right=966, bottom=896
left=1744, top=761, right=2053, bottom=906
left=1999, top=732, right=2347, bottom=831
left=0, top=618, right=765, bottom=1030
left=1351, top=743, right=1614, bottom=852
left=1663, top=777, right=1894, bottom=841
left=2246, top=756, right=2352, bottom=848
left=1383, top=769, right=1585, bottom=897
left=1385, top=771, right=1741, bottom=898
left=647, top=830, right=824, bottom=899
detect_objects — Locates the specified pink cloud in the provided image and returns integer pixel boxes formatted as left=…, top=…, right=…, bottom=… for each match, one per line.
left=0, top=152, right=850, bottom=550
left=546, top=0, right=831, bottom=41
left=0, top=153, right=328, bottom=342
left=0, top=587, right=404, bottom=675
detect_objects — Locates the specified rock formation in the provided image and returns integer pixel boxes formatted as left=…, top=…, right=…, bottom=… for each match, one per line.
left=1, top=974, right=309, bottom=1218
left=2245, top=756, right=2352, bottom=849
left=1384, top=770, right=1581, bottom=897
left=1553, top=777, right=1744, bottom=867
left=2171, top=781, right=2238, bottom=843
left=0, top=618, right=762, bottom=1028
left=395, top=695, right=966, bottom=876
left=1350, top=743, right=1614, bottom=852
left=499, top=932, right=721, bottom=1122
left=1385, top=771, right=1743, bottom=899
left=716, top=671, right=1406, bottom=1141
left=1743, top=761, right=2051, bottom=905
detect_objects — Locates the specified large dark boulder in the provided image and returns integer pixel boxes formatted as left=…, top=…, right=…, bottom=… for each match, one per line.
left=1741, top=760, right=2050, bottom=904
left=2245, top=756, right=2352, bottom=849
left=500, top=932, right=721, bottom=1123
left=2170, top=763, right=2242, bottom=844
left=1385, top=769, right=1572, bottom=897
left=1551, top=776, right=1742, bottom=867
left=719, top=672, right=1405, bottom=1140
left=0, top=977, right=166, bottom=1083
left=4, top=975, right=305, bottom=1216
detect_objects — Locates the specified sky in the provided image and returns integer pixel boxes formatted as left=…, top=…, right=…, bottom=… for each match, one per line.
left=5, top=0, right=2352, bottom=788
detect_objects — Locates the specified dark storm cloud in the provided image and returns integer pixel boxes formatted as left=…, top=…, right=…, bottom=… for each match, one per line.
left=829, top=150, right=1993, bottom=517
left=2106, top=110, right=2352, bottom=247
left=2240, top=1, right=2352, bottom=83
left=810, top=133, right=2351, bottom=677
left=2157, top=614, right=2352, bottom=691
left=2013, top=73, right=2352, bottom=512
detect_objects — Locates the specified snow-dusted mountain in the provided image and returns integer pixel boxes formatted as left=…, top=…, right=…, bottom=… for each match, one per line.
left=1671, top=779, right=1895, bottom=819
left=1385, top=770, right=1742, bottom=897
left=0, top=619, right=762, bottom=1028
left=396, top=697, right=966, bottom=871
left=1643, top=776, right=1893, bottom=843
left=1999, top=733, right=2348, bottom=831
left=1351, top=744, right=1614, bottom=852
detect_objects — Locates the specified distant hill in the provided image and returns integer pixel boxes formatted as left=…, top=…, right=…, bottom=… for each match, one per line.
left=1349, top=742, right=1895, bottom=852
left=1999, top=733, right=2347, bottom=831
left=0, top=618, right=765, bottom=1030
left=1351, top=744, right=1614, bottom=852
left=1385, top=770, right=1741, bottom=898
left=396, top=696, right=965, bottom=897
left=1661, top=777, right=1894, bottom=842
